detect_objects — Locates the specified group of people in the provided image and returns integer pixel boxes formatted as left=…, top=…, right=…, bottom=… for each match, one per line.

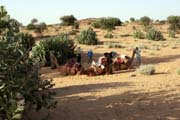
left=75, top=47, right=142, bottom=65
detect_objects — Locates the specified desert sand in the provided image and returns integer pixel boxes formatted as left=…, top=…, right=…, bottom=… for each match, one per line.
left=25, top=20, right=180, bottom=120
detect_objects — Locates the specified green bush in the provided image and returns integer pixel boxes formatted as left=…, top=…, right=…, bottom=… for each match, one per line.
left=35, top=22, right=47, bottom=33
left=78, top=27, right=98, bottom=45
left=91, top=21, right=101, bottom=28
left=104, top=33, right=114, bottom=38
left=31, top=18, right=38, bottom=24
left=0, top=6, right=56, bottom=120
left=27, top=22, right=47, bottom=34
left=137, top=64, right=155, bottom=75
left=37, top=33, right=75, bottom=65
left=167, top=16, right=180, bottom=31
left=91, top=17, right=122, bottom=30
left=140, top=16, right=151, bottom=26
left=60, top=15, right=77, bottom=26
left=108, top=43, right=122, bottom=48
left=168, top=30, right=176, bottom=38
left=133, top=30, right=144, bottom=39
left=27, top=23, right=36, bottom=30
left=31, top=43, right=46, bottom=64
left=130, top=17, right=135, bottom=22
left=146, top=28, right=164, bottom=41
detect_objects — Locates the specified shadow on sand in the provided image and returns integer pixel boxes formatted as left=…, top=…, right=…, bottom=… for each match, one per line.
left=27, top=81, right=180, bottom=120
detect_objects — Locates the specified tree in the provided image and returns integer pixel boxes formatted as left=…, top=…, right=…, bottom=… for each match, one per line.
left=31, top=18, right=38, bottom=25
left=35, top=22, right=47, bottom=36
left=140, top=16, right=151, bottom=26
left=60, top=15, right=77, bottom=26
left=130, top=17, right=135, bottom=22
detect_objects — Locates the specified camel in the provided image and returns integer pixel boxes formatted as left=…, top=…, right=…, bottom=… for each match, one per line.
left=64, top=60, right=84, bottom=75
left=49, top=51, right=84, bottom=75
left=51, top=51, right=113, bottom=76
left=112, top=49, right=136, bottom=71
left=83, top=52, right=113, bottom=76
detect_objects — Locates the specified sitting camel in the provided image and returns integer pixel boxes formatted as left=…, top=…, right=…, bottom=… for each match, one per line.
left=83, top=52, right=114, bottom=76
left=64, top=60, right=84, bottom=75
left=112, top=49, right=136, bottom=71
left=49, top=51, right=84, bottom=76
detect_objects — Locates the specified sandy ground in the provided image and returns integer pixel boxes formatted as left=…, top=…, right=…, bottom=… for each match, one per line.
left=24, top=21, right=180, bottom=120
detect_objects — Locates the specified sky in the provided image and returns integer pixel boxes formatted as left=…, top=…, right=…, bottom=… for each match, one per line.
left=1, top=0, right=180, bottom=25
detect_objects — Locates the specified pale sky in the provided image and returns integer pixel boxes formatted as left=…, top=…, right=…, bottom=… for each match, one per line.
left=1, top=0, right=180, bottom=25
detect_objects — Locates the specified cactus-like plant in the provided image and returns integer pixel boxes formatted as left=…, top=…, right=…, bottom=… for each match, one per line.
left=146, top=28, right=164, bottom=41
left=133, top=30, right=144, bottom=39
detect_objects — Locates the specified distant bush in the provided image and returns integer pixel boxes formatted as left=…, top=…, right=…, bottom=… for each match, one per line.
left=34, top=33, right=75, bottom=65
left=133, top=30, right=144, bottom=39
left=31, top=18, right=38, bottom=24
left=60, top=15, right=77, bottom=26
left=27, top=22, right=47, bottom=35
left=73, top=21, right=79, bottom=29
left=146, top=28, right=164, bottom=41
left=104, top=33, right=114, bottom=38
left=91, top=17, right=122, bottom=30
left=27, top=18, right=38, bottom=30
left=137, top=64, right=155, bottom=75
left=35, top=22, right=47, bottom=33
left=167, top=16, right=180, bottom=31
left=176, top=68, right=180, bottom=75
left=108, top=43, right=122, bottom=48
left=78, top=27, right=98, bottom=45
left=130, top=17, right=135, bottom=22
left=140, top=16, right=151, bottom=26
left=27, top=23, right=36, bottom=30
left=168, top=30, right=176, bottom=38
left=159, top=20, right=166, bottom=25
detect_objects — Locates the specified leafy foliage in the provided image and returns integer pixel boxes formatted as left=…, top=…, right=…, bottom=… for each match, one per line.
left=130, top=17, right=135, bottom=22
left=146, top=28, right=164, bottom=41
left=0, top=6, right=56, bottom=120
left=32, top=33, right=75, bottom=66
left=60, top=15, right=77, bottom=26
left=26, top=19, right=47, bottom=35
left=167, top=16, right=180, bottom=32
left=140, top=16, right=151, bottom=26
left=91, top=17, right=122, bottom=30
left=34, top=22, right=47, bottom=33
left=133, top=30, right=144, bottom=39
left=78, top=27, right=98, bottom=45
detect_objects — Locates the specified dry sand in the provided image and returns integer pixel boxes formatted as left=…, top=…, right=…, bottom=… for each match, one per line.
left=25, top=21, right=180, bottom=120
